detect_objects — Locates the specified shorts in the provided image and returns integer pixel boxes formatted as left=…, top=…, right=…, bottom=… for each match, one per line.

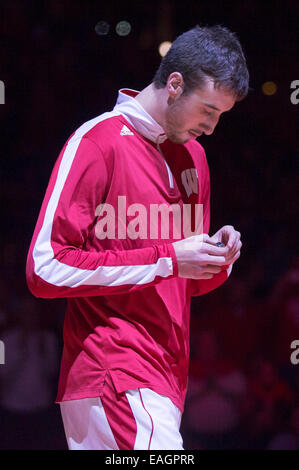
left=59, top=373, right=184, bottom=450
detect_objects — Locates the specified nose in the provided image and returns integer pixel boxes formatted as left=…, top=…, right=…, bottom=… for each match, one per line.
left=203, top=127, right=215, bottom=136
left=203, top=116, right=219, bottom=135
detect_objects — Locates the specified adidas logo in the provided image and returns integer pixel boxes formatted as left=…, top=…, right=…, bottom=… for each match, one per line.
left=120, top=125, right=134, bottom=136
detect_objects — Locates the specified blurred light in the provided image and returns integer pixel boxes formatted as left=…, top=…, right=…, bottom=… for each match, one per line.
left=262, top=81, right=277, bottom=96
left=95, top=21, right=110, bottom=36
left=116, top=21, right=131, bottom=37
left=159, top=41, right=172, bottom=57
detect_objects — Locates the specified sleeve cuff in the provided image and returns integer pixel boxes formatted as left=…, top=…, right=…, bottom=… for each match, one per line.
left=167, top=242, right=179, bottom=277
left=155, top=242, right=179, bottom=278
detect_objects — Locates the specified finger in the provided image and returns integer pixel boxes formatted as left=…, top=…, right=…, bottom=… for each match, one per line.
left=201, top=242, right=229, bottom=257
left=227, top=250, right=241, bottom=265
left=234, top=239, right=242, bottom=254
left=233, top=250, right=241, bottom=262
left=230, top=239, right=242, bottom=259
left=191, top=272, right=215, bottom=280
left=225, top=239, right=241, bottom=259
left=201, top=265, right=222, bottom=274
left=225, top=233, right=240, bottom=256
left=199, top=254, right=227, bottom=266
left=226, top=230, right=237, bottom=250
left=232, top=232, right=241, bottom=252
left=189, top=234, right=215, bottom=248
left=204, top=236, right=219, bottom=245
left=200, top=234, right=220, bottom=246
left=226, top=248, right=240, bottom=262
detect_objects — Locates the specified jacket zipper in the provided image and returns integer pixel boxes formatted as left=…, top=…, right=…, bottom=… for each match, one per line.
left=157, top=142, right=174, bottom=189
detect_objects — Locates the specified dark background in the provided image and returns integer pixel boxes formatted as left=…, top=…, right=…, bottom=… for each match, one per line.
left=0, top=0, right=298, bottom=450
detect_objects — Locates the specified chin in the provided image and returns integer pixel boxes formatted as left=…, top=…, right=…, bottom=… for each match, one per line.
left=167, top=133, right=189, bottom=145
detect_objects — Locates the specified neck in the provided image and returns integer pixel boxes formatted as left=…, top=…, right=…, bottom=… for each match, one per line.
left=135, top=83, right=166, bottom=128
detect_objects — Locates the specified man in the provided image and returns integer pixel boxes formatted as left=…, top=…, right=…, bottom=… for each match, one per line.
left=26, top=25, right=249, bottom=450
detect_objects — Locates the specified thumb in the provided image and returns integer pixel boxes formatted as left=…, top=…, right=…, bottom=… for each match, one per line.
left=205, top=234, right=220, bottom=245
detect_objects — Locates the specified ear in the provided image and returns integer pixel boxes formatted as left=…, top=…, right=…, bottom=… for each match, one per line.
left=166, top=72, right=184, bottom=100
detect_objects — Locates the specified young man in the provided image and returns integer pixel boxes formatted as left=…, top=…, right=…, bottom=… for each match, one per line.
left=26, top=25, right=249, bottom=450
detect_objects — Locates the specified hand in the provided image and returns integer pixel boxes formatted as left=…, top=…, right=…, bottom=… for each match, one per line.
left=208, top=225, right=242, bottom=266
left=172, top=233, right=231, bottom=280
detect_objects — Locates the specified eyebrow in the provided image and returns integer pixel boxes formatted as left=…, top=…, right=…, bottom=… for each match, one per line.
left=203, top=102, right=220, bottom=111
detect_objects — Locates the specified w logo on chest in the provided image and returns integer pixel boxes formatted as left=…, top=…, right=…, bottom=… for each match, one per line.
left=181, top=168, right=198, bottom=197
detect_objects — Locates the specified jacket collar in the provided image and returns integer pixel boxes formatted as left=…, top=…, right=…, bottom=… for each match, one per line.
left=113, top=88, right=167, bottom=145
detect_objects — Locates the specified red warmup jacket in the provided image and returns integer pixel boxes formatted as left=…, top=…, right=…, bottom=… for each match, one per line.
left=26, top=89, right=232, bottom=412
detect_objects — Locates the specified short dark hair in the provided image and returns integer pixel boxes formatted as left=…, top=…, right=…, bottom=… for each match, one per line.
left=153, top=25, right=249, bottom=101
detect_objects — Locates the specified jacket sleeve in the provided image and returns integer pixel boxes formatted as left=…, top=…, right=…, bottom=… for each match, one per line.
left=188, top=150, right=232, bottom=297
left=26, top=135, right=178, bottom=299
left=189, top=265, right=233, bottom=296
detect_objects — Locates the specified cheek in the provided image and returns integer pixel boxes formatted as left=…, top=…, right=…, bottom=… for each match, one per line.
left=166, top=106, right=189, bottom=130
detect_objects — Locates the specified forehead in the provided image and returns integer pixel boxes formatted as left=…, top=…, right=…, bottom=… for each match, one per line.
left=186, top=80, right=236, bottom=113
